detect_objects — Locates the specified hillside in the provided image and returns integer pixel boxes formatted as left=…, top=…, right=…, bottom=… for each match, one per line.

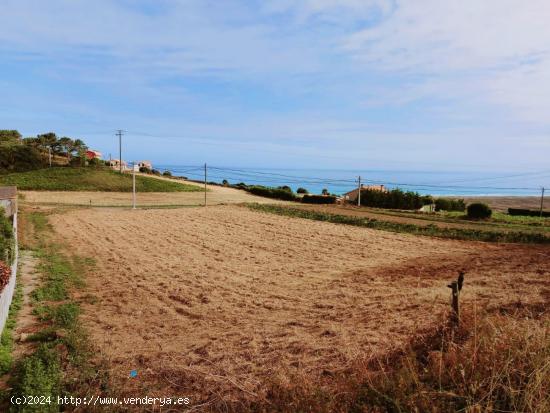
left=0, top=167, right=200, bottom=192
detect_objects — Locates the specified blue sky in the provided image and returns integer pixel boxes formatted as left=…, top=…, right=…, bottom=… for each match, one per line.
left=1, top=0, right=550, bottom=177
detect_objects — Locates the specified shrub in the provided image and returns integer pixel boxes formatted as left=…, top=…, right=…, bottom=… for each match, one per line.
left=222, top=179, right=229, bottom=186
left=301, top=195, right=337, bottom=204
left=233, top=182, right=248, bottom=190
left=162, top=170, right=172, bottom=177
left=435, top=198, right=451, bottom=211
left=278, top=185, right=293, bottom=192
left=88, top=157, right=100, bottom=166
left=296, top=187, right=308, bottom=194
left=151, top=169, right=161, bottom=176
left=467, top=202, right=492, bottom=219
left=139, top=166, right=152, bottom=173
left=321, top=188, right=329, bottom=195
left=246, top=185, right=297, bottom=201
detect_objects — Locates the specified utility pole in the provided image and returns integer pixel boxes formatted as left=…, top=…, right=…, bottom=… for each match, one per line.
left=116, top=130, right=124, bottom=173
left=48, top=147, right=52, bottom=167
left=357, top=175, right=361, bottom=207
left=540, top=187, right=545, bottom=218
left=132, top=162, right=136, bottom=210
left=204, top=163, right=207, bottom=206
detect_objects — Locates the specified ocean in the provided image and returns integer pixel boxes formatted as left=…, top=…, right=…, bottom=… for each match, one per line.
left=156, top=165, right=545, bottom=197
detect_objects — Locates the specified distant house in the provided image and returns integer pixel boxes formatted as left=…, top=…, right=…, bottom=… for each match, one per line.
left=343, top=184, right=387, bottom=202
left=86, top=150, right=102, bottom=160
left=137, top=161, right=152, bottom=170
left=105, top=159, right=128, bottom=170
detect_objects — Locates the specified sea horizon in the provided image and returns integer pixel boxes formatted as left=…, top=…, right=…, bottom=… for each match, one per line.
left=156, top=164, right=545, bottom=197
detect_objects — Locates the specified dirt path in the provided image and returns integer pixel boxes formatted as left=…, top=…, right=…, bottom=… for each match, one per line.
left=12, top=251, right=41, bottom=359
left=47, top=205, right=550, bottom=405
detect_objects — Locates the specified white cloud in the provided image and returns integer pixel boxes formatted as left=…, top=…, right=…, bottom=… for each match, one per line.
left=341, top=0, right=550, bottom=124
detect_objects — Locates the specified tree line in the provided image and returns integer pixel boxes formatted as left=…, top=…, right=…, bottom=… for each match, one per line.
left=0, top=130, right=89, bottom=171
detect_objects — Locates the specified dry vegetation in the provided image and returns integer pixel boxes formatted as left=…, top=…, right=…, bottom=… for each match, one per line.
left=45, top=205, right=549, bottom=411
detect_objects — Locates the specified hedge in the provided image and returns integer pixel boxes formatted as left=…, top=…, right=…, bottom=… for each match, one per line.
left=358, top=188, right=432, bottom=210
left=301, top=195, right=337, bottom=204
left=246, top=185, right=298, bottom=201
left=509, top=208, right=550, bottom=218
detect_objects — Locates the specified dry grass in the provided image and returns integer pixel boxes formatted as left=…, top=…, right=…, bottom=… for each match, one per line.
left=42, top=205, right=550, bottom=410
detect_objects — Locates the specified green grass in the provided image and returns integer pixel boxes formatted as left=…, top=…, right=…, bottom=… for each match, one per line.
left=4, top=210, right=108, bottom=411
left=356, top=207, right=550, bottom=233
left=248, top=204, right=550, bottom=244
left=0, top=167, right=200, bottom=192
left=0, top=277, right=23, bottom=374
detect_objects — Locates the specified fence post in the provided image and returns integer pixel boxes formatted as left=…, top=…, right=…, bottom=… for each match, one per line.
left=448, top=271, right=464, bottom=326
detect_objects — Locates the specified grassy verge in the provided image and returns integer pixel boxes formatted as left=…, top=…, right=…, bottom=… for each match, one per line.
left=4, top=210, right=108, bottom=412
left=0, top=167, right=200, bottom=192
left=0, top=278, right=23, bottom=374
left=357, top=208, right=550, bottom=232
left=248, top=204, right=550, bottom=244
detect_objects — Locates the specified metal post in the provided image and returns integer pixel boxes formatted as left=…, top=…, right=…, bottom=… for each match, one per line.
left=357, top=176, right=361, bottom=207
left=540, top=187, right=545, bottom=218
left=132, top=162, right=136, bottom=210
left=116, top=130, right=123, bottom=173
left=204, top=163, right=207, bottom=206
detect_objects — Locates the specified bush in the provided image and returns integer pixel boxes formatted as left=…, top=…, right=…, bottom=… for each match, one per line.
left=467, top=202, right=492, bottom=219
left=139, top=166, right=151, bottom=173
left=436, top=198, right=466, bottom=212
left=88, top=157, right=100, bottom=166
left=301, top=195, right=337, bottom=204
left=296, top=187, right=308, bottom=194
left=151, top=169, right=161, bottom=176
left=246, top=185, right=297, bottom=201
left=222, top=179, right=229, bottom=186
left=162, top=170, right=172, bottom=177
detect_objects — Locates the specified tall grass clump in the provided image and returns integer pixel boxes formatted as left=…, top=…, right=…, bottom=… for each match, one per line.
left=354, top=308, right=549, bottom=412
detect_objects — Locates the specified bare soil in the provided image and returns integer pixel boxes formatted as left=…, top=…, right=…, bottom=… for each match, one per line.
left=20, top=185, right=285, bottom=207
left=462, top=196, right=545, bottom=212
left=46, top=205, right=550, bottom=407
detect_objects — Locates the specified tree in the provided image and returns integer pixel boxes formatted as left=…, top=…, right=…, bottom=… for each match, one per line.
left=297, top=187, right=308, bottom=194
left=321, top=188, right=329, bottom=195
left=37, top=132, right=60, bottom=153
left=0, top=130, right=22, bottom=145
left=57, top=137, right=74, bottom=159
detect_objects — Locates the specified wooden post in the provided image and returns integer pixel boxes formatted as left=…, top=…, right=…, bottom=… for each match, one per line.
left=448, top=271, right=465, bottom=326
